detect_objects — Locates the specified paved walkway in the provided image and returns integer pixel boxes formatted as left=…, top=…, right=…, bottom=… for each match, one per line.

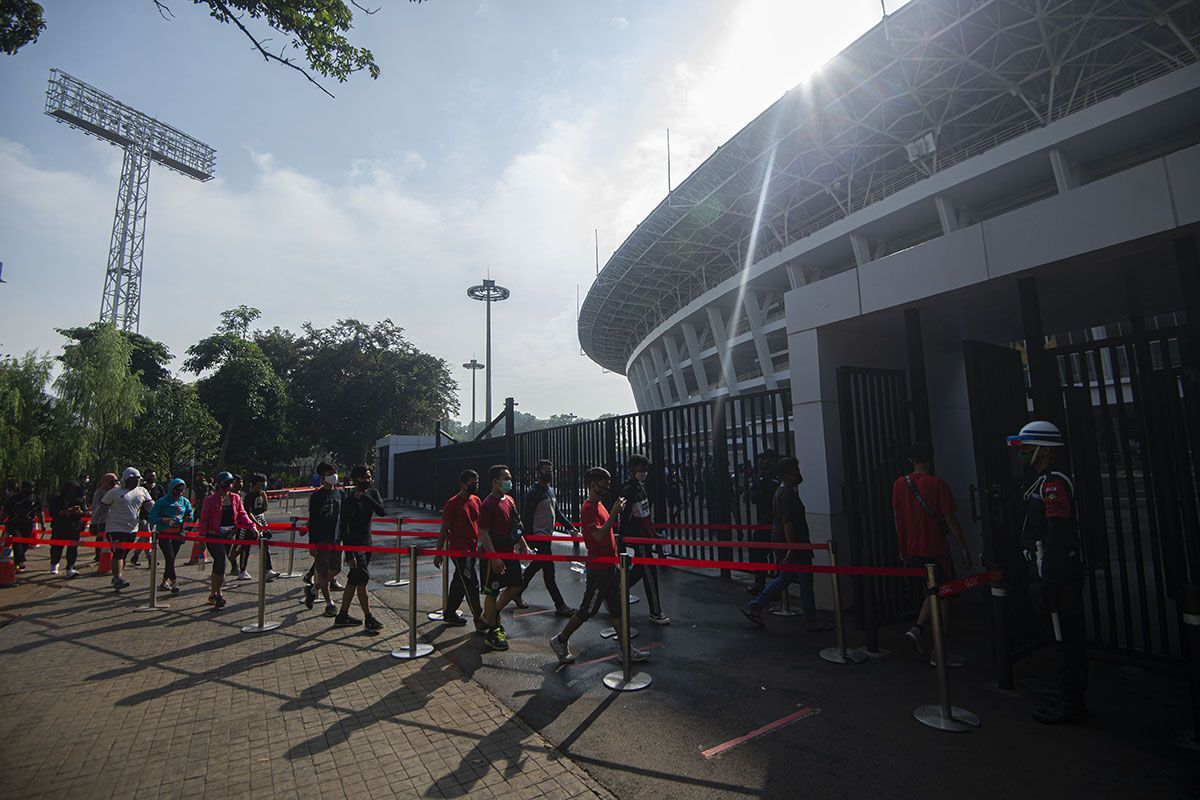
left=0, top=543, right=612, bottom=800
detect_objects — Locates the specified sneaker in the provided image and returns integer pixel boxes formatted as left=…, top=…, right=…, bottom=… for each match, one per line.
left=169, top=583, right=180, bottom=594
left=207, top=593, right=219, bottom=606
left=364, top=615, right=383, bottom=632
left=330, top=579, right=344, bottom=592
left=265, top=570, right=279, bottom=581
left=443, top=612, right=468, bottom=627
left=183, top=559, right=198, bottom=567
left=929, top=652, right=968, bottom=668
left=621, top=646, right=649, bottom=663
left=485, top=627, right=510, bottom=651
left=50, top=563, right=60, bottom=575
left=323, top=602, right=338, bottom=618
left=334, top=612, right=361, bottom=627
left=158, top=581, right=172, bottom=593
left=474, top=619, right=490, bottom=634
left=550, top=635, right=576, bottom=664
left=1033, top=700, right=1088, bottom=725
left=303, top=584, right=316, bottom=610
left=238, top=570, right=252, bottom=581
left=65, top=568, right=80, bottom=579
left=741, top=606, right=765, bottom=628
left=303, top=573, right=314, bottom=585
left=746, top=583, right=765, bottom=596
left=554, top=606, right=576, bottom=618
left=905, top=626, right=925, bottom=656
left=113, top=579, right=130, bottom=591
left=213, top=594, right=227, bottom=609
left=648, top=613, right=671, bottom=625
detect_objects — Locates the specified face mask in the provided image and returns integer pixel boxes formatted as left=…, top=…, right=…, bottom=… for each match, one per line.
left=539, top=473, right=552, bottom=484
left=501, top=479, right=513, bottom=493
left=324, top=473, right=339, bottom=486
left=635, top=471, right=648, bottom=482
left=467, top=483, right=479, bottom=494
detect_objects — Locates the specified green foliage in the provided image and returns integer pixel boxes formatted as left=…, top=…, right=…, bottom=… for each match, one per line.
left=0, top=352, right=53, bottom=480
left=53, top=325, right=145, bottom=475
left=57, top=323, right=173, bottom=390
left=122, top=379, right=221, bottom=476
left=0, top=0, right=45, bottom=56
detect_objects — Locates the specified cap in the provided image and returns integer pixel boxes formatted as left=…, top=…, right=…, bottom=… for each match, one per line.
left=1006, top=420, right=1065, bottom=448
left=122, top=467, right=142, bottom=481
left=214, top=470, right=235, bottom=485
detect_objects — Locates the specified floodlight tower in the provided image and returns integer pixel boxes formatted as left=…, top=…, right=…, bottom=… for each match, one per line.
left=44, top=69, right=216, bottom=333
left=463, top=358, right=485, bottom=438
left=466, top=278, right=510, bottom=424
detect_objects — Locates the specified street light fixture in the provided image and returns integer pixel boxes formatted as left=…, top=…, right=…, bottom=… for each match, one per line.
left=466, top=277, right=510, bottom=424
left=462, top=358, right=485, bottom=438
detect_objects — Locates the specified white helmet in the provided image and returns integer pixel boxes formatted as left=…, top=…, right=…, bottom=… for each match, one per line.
left=1006, top=420, right=1065, bottom=448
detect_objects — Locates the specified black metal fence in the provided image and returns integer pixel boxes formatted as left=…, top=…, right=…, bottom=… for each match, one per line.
left=389, top=389, right=793, bottom=569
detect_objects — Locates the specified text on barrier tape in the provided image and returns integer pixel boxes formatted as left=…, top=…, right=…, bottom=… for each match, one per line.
left=938, top=569, right=1005, bottom=598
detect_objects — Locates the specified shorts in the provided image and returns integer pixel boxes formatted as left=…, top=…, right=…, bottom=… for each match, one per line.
left=311, top=545, right=341, bottom=578
left=576, top=567, right=619, bottom=621
left=108, top=531, right=135, bottom=560
left=909, top=554, right=955, bottom=585
left=481, top=553, right=523, bottom=596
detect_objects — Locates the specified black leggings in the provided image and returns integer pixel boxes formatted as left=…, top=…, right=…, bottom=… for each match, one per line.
left=207, top=541, right=229, bottom=575
left=50, top=528, right=81, bottom=569
left=520, top=538, right=566, bottom=608
left=158, top=536, right=180, bottom=581
left=9, top=522, right=32, bottom=565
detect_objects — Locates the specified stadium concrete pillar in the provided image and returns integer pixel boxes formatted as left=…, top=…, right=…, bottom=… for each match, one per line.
left=632, top=360, right=658, bottom=410
left=681, top=320, right=713, bottom=400
left=705, top=306, right=740, bottom=393
left=743, top=290, right=779, bottom=389
left=649, top=345, right=676, bottom=407
left=662, top=333, right=692, bottom=403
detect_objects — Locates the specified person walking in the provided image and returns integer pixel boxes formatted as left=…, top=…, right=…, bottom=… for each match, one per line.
left=665, top=464, right=684, bottom=524
left=334, top=465, right=385, bottom=631
left=48, top=481, right=87, bottom=577
left=741, top=457, right=832, bottom=632
left=130, top=469, right=164, bottom=568
left=149, top=478, right=194, bottom=594
left=88, top=472, right=117, bottom=563
left=3, top=480, right=43, bottom=573
left=196, top=471, right=258, bottom=609
left=226, top=475, right=256, bottom=581
left=100, top=468, right=154, bottom=592
left=1008, top=421, right=1088, bottom=724
left=184, top=474, right=212, bottom=567
left=746, top=450, right=780, bottom=594
left=891, top=441, right=972, bottom=665
left=301, top=462, right=344, bottom=618
left=433, top=470, right=485, bottom=631
left=245, top=473, right=278, bottom=581
left=616, top=454, right=670, bottom=624
left=516, top=459, right=577, bottom=617
left=478, top=465, right=530, bottom=651
left=550, top=467, right=648, bottom=665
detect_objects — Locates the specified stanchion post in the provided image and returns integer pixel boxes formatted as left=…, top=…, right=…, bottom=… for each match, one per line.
left=819, top=541, right=865, bottom=664
left=604, top=549, right=651, bottom=691
left=428, top=553, right=452, bottom=622
left=276, top=516, right=302, bottom=579
left=384, top=519, right=409, bottom=587
left=914, top=564, right=980, bottom=732
left=134, top=528, right=169, bottom=612
left=991, top=581, right=1014, bottom=691
left=391, top=545, right=433, bottom=660
left=242, top=534, right=281, bottom=633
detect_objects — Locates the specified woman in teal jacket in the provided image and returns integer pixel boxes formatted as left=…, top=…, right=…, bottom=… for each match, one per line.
left=149, top=478, right=194, bottom=594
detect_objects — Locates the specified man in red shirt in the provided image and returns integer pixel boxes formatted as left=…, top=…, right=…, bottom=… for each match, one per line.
left=477, top=465, right=530, bottom=651
left=550, top=467, right=649, bottom=665
left=434, top=470, right=484, bottom=631
left=891, top=441, right=971, bottom=663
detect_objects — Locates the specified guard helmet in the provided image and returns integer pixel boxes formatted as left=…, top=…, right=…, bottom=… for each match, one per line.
left=1006, top=420, right=1065, bottom=448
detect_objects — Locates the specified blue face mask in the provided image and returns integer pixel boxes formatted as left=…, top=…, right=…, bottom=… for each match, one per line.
left=501, top=479, right=513, bottom=493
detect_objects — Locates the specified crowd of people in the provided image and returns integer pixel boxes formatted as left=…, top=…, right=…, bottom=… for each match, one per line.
left=1, top=417, right=1085, bottom=725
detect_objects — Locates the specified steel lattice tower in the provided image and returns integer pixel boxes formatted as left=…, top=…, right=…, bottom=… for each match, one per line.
left=44, top=69, right=216, bottom=333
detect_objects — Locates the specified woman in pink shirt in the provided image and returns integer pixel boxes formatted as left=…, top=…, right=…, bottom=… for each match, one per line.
left=196, top=471, right=258, bottom=608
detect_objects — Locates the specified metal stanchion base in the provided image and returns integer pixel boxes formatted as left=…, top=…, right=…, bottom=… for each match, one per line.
left=819, top=647, right=867, bottom=664
left=383, top=579, right=410, bottom=587
left=390, top=644, right=434, bottom=660
left=241, top=622, right=282, bottom=633
left=859, top=647, right=892, bottom=659
left=600, top=627, right=639, bottom=640
left=428, top=610, right=465, bottom=622
left=603, top=670, right=652, bottom=691
left=274, top=572, right=303, bottom=579
left=769, top=606, right=801, bottom=617
left=134, top=603, right=170, bottom=612
left=913, top=704, right=981, bottom=732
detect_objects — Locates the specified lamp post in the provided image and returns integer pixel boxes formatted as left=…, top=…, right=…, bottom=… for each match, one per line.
left=463, top=358, right=485, bottom=438
left=466, top=278, right=510, bottom=424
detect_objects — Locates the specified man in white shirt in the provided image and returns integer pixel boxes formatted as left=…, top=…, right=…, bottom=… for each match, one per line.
left=101, top=467, right=154, bottom=591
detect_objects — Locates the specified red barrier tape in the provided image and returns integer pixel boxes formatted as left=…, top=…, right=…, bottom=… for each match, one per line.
left=8, top=536, right=151, bottom=551
left=623, top=537, right=828, bottom=551
left=938, top=569, right=1005, bottom=598
left=631, top=556, right=926, bottom=577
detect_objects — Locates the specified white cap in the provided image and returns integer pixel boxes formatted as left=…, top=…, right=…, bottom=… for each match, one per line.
left=122, top=467, right=142, bottom=481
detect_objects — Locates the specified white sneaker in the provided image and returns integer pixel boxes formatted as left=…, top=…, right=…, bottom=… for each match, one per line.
left=648, top=613, right=671, bottom=625
left=622, top=646, right=649, bottom=663
left=66, top=568, right=80, bottom=579
left=550, top=635, right=576, bottom=664
left=323, top=602, right=338, bottom=618
left=238, top=570, right=252, bottom=581
left=50, top=563, right=60, bottom=575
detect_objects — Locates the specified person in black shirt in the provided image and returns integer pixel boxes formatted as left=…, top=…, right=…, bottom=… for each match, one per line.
left=516, top=459, right=577, bottom=616
left=245, top=473, right=278, bottom=580
left=616, top=453, right=669, bottom=624
left=746, top=450, right=780, bottom=594
left=49, top=481, right=87, bottom=577
left=742, top=457, right=831, bottom=632
left=3, top=480, right=43, bottom=572
left=302, top=462, right=345, bottom=617
left=334, top=464, right=385, bottom=631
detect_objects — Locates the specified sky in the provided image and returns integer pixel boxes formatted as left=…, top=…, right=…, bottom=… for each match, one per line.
left=0, top=0, right=908, bottom=425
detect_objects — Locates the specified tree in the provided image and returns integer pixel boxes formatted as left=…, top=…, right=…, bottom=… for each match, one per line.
left=57, top=323, right=173, bottom=390
left=0, top=352, right=53, bottom=480
left=123, top=379, right=221, bottom=476
left=290, top=318, right=458, bottom=464
left=54, top=325, right=145, bottom=476
left=0, top=0, right=43, bottom=55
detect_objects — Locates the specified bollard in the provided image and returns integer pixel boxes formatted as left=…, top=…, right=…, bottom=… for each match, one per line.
left=770, top=582, right=799, bottom=617
left=275, top=517, right=303, bottom=579
left=991, top=581, right=1014, bottom=691
left=819, top=542, right=866, bottom=664
left=134, top=528, right=169, bottom=612
left=384, top=519, right=410, bottom=587
left=390, top=545, right=433, bottom=660
left=604, top=549, right=651, bottom=691
left=427, top=554, right=454, bottom=622
left=242, top=534, right=282, bottom=633
left=914, top=564, right=980, bottom=732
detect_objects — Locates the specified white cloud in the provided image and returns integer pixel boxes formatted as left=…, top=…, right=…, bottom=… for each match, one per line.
left=611, top=16, right=629, bottom=30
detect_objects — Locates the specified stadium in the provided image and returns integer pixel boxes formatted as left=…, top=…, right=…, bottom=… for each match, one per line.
left=579, top=0, right=1200, bottom=660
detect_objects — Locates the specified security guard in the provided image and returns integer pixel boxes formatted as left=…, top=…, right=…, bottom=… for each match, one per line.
left=1006, top=421, right=1088, bottom=724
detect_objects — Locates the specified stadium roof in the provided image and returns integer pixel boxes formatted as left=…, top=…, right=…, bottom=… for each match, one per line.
left=579, top=0, right=1200, bottom=374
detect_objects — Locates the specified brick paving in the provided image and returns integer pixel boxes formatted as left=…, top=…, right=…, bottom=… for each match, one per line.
left=0, top=543, right=614, bottom=800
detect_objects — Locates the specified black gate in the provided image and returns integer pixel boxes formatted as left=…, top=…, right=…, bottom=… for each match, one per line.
left=837, top=366, right=918, bottom=636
